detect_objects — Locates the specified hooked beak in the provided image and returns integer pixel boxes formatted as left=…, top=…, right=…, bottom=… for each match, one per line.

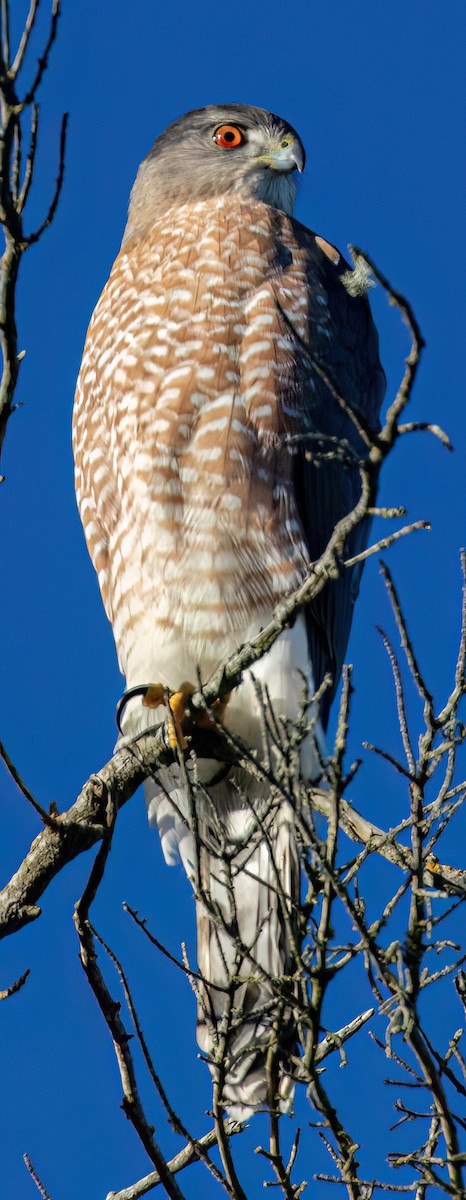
left=257, top=136, right=305, bottom=174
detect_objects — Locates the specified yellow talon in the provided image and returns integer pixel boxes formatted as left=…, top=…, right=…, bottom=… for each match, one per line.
left=141, top=681, right=231, bottom=750
left=142, top=684, right=166, bottom=709
left=168, top=682, right=196, bottom=749
left=141, top=681, right=192, bottom=748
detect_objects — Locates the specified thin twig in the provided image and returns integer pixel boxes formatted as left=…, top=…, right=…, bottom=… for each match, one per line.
left=123, top=903, right=229, bottom=994
left=23, top=1155, right=51, bottom=1200
left=24, top=110, right=68, bottom=246
left=0, top=966, right=29, bottom=999
left=74, top=801, right=187, bottom=1200
left=0, top=737, right=59, bottom=827
left=344, top=520, right=429, bottom=569
left=10, top=0, right=40, bottom=78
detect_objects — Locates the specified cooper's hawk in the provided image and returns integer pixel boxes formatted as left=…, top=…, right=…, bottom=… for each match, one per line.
left=73, top=103, right=385, bottom=1116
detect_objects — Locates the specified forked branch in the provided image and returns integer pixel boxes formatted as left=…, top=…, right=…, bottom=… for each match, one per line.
left=0, top=0, right=67, bottom=466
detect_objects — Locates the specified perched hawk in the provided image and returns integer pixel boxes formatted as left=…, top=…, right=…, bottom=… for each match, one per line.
left=73, top=104, right=385, bottom=1116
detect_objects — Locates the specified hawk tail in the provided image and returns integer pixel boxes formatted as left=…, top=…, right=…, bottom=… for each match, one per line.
left=194, top=793, right=299, bottom=1120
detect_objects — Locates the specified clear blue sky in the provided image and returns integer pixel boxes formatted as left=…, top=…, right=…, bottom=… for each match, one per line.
left=1, top=2, right=465, bottom=1196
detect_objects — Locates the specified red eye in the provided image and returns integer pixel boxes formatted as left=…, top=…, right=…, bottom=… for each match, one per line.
left=214, top=125, right=244, bottom=149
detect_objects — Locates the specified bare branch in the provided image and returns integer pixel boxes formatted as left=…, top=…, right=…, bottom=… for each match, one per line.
left=344, top=520, right=430, bottom=569
left=74, top=799, right=187, bottom=1200
left=92, top=922, right=233, bottom=1194
left=377, top=627, right=415, bottom=775
left=123, top=902, right=229, bottom=994
left=397, top=421, right=453, bottom=451
left=10, top=0, right=40, bottom=79
left=379, top=561, right=434, bottom=717
left=106, top=1123, right=244, bottom=1200
left=24, top=109, right=68, bottom=246
left=0, top=736, right=59, bottom=828
left=17, top=101, right=39, bottom=212
left=2, top=676, right=465, bottom=947
left=309, top=1007, right=375, bottom=1068
left=0, top=723, right=171, bottom=938
left=22, top=0, right=61, bottom=107
left=0, top=0, right=10, bottom=70
left=0, top=966, right=29, bottom=999
left=0, top=0, right=67, bottom=463
left=349, top=245, right=425, bottom=441
left=23, top=1154, right=51, bottom=1200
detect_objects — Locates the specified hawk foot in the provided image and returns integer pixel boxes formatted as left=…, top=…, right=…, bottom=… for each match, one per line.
left=142, top=682, right=231, bottom=749
left=142, top=681, right=192, bottom=748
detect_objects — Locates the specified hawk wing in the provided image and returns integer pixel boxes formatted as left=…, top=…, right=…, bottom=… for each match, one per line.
left=268, top=220, right=386, bottom=728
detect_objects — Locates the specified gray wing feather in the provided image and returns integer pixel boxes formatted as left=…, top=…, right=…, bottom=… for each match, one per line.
left=288, top=230, right=386, bottom=727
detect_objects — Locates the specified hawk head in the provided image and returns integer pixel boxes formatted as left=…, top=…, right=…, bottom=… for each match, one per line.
left=124, top=103, right=306, bottom=242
